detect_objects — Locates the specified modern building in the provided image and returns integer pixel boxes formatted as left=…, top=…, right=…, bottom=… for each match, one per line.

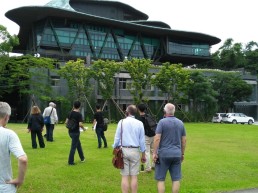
left=7, top=0, right=257, bottom=122
left=5, top=0, right=221, bottom=65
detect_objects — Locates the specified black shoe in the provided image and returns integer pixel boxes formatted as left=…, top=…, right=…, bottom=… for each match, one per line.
left=81, top=158, right=86, bottom=163
left=68, top=163, right=76, bottom=166
left=104, top=146, right=108, bottom=148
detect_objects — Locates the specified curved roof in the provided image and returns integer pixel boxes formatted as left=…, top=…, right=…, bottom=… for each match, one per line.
left=68, top=0, right=149, bottom=20
left=130, top=21, right=171, bottom=29
left=5, top=0, right=221, bottom=50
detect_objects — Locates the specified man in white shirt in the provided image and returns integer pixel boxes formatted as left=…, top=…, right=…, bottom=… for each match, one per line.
left=43, top=102, right=58, bottom=141
left=0, top=102, right=28, bottom=193
left=113, top=105, right=146, bottom=193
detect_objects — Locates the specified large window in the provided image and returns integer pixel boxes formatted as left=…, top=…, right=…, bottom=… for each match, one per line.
left=37, top=19, right=161, bottom=61
left=168, top=41, right=210, bottom=56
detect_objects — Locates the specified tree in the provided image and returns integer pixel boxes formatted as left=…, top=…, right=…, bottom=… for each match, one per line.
left=123, top=58, right=154, bottom=104
left=244, top=41, right=258, bottom=74
left=0, top=55, right=55, bottom=99
left=152, top=63, right=190, bottom=103
left=58, top=58, right=92, bottom=102
left=90, top=60, right=121, bottom=100
left=0, top=25, right=19, bottom=55
left=211, top=73, right=252, bottom=112
left=90, top=59, right=122, bottom=119
left=187, top=71, right=218, bottom=121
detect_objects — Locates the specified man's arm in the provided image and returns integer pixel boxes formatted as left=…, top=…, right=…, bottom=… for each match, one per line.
left=7, top=155, right=28, bottom=187
left=152, top=134, right=161, bottom=162
left=181, top=136, right=186, bottom=162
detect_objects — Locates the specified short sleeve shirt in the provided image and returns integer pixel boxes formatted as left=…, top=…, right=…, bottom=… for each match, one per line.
left=156, top=116, right=186, bottom=157
left=67, top=111, right=83, bottom=133
left=0, top=126, right=26, bottom=192
left=94, top=111, right=104, bottom=128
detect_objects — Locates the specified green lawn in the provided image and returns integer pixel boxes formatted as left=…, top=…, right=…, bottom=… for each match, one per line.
left=9, top=123, right=258, bottom=193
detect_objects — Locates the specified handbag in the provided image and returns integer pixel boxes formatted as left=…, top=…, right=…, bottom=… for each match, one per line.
left=66, top=112, right=77, bottom=130
left=112, top=119, right=124, bottom=169
left=112, top=147, right=124, bottom=169
left=44, top=108, right=53, bottom=124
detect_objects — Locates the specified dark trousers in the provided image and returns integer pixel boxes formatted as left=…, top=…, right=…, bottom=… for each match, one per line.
left=45, top=124, right=54, bottom=141
left=68, top=132, right=85, bottom=164
left=96, top=127, right=107, bottom=148
left=31, top=130, right=45, bottom=148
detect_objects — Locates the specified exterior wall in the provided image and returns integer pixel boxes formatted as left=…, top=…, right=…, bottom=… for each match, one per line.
left=24, top=18, right=213, bottom=65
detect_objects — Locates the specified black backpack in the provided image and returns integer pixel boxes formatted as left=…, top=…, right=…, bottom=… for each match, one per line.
left=144, top=114, right=157, bottom=136
left=103, top=118, right=109, bottom=131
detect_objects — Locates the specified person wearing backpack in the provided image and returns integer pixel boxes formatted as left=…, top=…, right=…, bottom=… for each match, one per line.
left=92, top=104, right=107, bottom=148
left=137, top=103, right=156, bottom=172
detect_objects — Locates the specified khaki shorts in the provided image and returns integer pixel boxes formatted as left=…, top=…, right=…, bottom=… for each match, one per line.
left=120, top=148, right=140, bottom=176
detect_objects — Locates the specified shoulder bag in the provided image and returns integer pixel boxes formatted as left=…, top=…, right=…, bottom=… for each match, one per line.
left=112, top=119, right=124, bottom=169
left=44, top=108, right=53, bottom=125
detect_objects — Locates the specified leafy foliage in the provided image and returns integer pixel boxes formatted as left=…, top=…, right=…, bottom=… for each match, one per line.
left=90, top=60, right=121, bottom=100
left=187, top=71, right=218, bottom=121
left=200, top=38, right=258, bottom=74
left=152, top=63, right=190, bottom=102
left=211, top=73, right=252, bottom=112
left=0, top=25, right=19, bottom=55
left=123, top=58, right=153, bottom=104
left=0, top=55, right=55, bottom=99
left=58, top=59, right=92, bottom=102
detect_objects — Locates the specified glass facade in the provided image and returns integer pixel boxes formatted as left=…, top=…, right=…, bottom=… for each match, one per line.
left=168, top=41, right=210, bottom=57
left=33, top=18, right=213, bottom=62
left=36, top=19, right=161, bottom=61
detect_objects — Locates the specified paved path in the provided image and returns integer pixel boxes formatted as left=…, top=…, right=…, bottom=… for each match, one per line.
left=225, top=188, right=258, bottom=193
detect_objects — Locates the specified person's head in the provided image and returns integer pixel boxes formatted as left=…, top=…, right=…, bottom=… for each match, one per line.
left=96, top=104, right=101, bottom=110
left=164, top=103, right=175, bottom=116
left=137, top=103, right=146, bottom=113
left=31, top=106, right=41, bottom=114
left=126, top=105, right=137, bottom=116
left=73, top=101, right=81, bottom=109
left=0, top=102, right=11, bottom=126
left=49, top=102, right=55, bottom=107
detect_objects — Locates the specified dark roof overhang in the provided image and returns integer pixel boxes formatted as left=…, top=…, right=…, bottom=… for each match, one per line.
left=5, top=6, right=221, bottom=50
left=70, top=0, right=149, bottom=20
left=130, top=21, right=171, bottom=29
left=160, top=54, right=211, bottom=65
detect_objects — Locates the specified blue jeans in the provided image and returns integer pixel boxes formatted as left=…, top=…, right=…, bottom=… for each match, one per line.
left=95, top=127, right=107, bottom=148
left=68, top=132, right=85, bottom=164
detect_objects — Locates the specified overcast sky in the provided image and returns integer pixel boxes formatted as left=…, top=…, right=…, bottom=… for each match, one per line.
left=1, top=0, right=257, bottom=53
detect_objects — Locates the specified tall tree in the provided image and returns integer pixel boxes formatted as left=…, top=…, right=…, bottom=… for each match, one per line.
left=123, top=58, right=153, bottom=104
left=0, top=25, right=19, bottom=55
left=211, top=73, right=252, bottom=112
left=90, top=60, right=121, bottom=100
left=152, top=63, right=190, bottom=103
left=187, top=71, right=218, bottom=121
left=58, top=58, right=92, bottom=102
left=90, top=59, right=123, bottom=118
left=244, top=41, right=258, bottom=74
left=0, top=55, right=55, bottom=99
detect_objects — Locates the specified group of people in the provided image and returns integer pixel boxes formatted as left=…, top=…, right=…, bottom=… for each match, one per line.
left=0, top=100, right=186, bottom=193
left=113, top=103, right=187, bottom=193
left=27, top=102, right=58, bottom=149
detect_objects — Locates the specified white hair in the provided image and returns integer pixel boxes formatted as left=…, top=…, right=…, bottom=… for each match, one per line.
left=164, top=103, right=175, bottom=115
left=49, top=102, right=55, bottom=107
left=0, top=102, right=11, bottom=118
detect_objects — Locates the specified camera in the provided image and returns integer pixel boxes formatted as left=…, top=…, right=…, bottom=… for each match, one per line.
left=156, top=158, right=160, bottom=164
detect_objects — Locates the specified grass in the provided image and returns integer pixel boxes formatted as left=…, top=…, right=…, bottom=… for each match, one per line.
left=8, top=123, right=258, bottom=193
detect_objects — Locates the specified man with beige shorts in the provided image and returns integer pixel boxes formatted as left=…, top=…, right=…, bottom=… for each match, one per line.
left=113, top=105, right=146, bottom=193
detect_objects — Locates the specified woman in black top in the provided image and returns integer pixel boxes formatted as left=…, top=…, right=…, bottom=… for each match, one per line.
left=92, top=104, right=107, bottom=148
left=27, top=106, right=45, bottom=149
left=65, top=101, right=86, bottom=165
